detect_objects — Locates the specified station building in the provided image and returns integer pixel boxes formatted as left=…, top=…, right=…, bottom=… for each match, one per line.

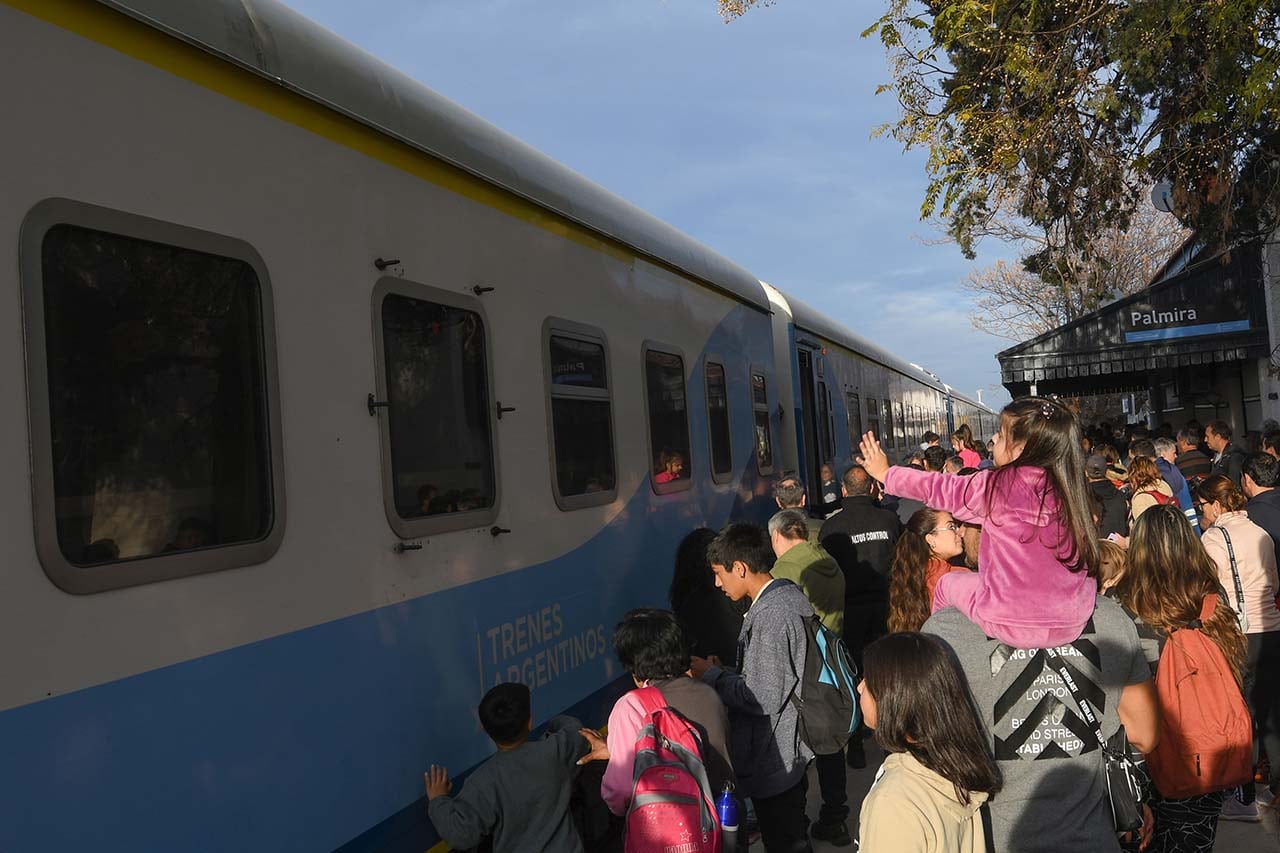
left=998, top=237, right=1280, bottom=437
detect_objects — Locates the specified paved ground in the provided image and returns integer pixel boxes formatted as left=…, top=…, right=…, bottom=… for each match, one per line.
left=798, top=739, right=1280, bottom=852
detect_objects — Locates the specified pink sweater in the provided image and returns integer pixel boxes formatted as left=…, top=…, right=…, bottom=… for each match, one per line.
left=884, top=465, right=1095, bottom=647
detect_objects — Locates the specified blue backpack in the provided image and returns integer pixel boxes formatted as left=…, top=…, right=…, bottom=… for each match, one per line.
left=788, top=614, right=860, bottom=754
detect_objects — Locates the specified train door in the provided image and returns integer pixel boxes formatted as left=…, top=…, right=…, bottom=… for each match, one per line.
left=796, top=347, right=837, bottom=506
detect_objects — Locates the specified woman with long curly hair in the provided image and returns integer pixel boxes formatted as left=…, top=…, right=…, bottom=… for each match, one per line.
left=1113, top=504, right=1248, bottom=850
left=887, top=508, right=969, bottom=633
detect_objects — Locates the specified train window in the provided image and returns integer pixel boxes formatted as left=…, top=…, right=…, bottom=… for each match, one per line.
left=544, top=322, right=617, bottom=510
left=21, top=201, right=285, bottom=594
left=817, top=381, right=834, bottom=463
left=751, top=369, right=775, bottom=475
left=845, top=392, right=863, bottom=453
left=705, top=361, right=733, bottom=482
left=867, top=397, right=881, bottom=443
left=895, top=402, right=907, bottom=448
left=645, top=346, right=692, bottom=494
left=374, top=281, right=498, bottom=537
left=883, top=400, right=895, bottom=448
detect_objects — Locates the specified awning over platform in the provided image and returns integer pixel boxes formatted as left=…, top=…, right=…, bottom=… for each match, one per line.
left=998, top=246, right=1266, bottom=398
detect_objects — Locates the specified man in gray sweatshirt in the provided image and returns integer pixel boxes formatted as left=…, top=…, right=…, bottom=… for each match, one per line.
left=692, top=523, right=815, bottom=853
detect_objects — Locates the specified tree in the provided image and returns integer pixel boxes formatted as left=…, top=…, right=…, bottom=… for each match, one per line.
left=721, top=0, right=1280, bottom=261
left=962, top=204, right=1191, bottom=340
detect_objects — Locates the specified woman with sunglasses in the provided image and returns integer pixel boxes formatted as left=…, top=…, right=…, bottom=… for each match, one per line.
left=887, top=508, right=971, bottom=633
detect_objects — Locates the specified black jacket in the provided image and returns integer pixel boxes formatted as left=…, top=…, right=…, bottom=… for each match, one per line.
left=1247, top=489, right=1280, bottom=551
left=818, top=495, right=902, bottom=603
left=1090, top=479, right=1129, bottom=538
left=1211, top=442, right=1248, bottom=488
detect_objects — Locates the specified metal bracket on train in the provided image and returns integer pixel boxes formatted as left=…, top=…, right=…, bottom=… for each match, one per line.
left=490, top=526, right=511, bottom=538
left=472, top=284, right=495, bottom=296
left=496, top=401, right=516, bottom=419
left=394, top=541, right=423, bottom=554
left=374, top=257, right=400, bottom=271
left=367, top=393, right=391, bottom=416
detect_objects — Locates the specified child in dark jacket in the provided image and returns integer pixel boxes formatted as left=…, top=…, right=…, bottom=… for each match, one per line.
left=426, top=683, right=589, bottom=852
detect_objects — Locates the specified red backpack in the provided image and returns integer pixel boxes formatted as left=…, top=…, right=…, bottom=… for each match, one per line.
left=1139, top=489, right=1177, bottom=507
left=624, top=687, right=721, bottom=853
left=1146, top=595, right=1254, bottom=797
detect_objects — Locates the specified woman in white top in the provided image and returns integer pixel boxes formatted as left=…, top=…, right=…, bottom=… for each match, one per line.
left=1197, top=473, right=1280, bottom=810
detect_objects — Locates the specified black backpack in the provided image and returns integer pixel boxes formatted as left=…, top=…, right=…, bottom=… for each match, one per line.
left=788, top=614, right=860, bottom=754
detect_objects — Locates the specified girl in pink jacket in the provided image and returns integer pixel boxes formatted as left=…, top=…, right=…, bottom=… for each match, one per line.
left=859, top=397, right=1100, bottom=648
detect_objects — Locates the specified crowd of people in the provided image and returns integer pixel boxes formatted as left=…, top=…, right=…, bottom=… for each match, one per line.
left=420, top=400, right=1280, bottom=853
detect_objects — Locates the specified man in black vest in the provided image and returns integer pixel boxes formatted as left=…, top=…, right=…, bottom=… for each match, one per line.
left=818, top=465, right=901, bottom=770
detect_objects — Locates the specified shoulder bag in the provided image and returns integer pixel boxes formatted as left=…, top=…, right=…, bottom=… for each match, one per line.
left=1043, top=647, right=1144, bottom=834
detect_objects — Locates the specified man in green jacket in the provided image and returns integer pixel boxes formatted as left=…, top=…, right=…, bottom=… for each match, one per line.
left=768, top=508, right=850, bottom=846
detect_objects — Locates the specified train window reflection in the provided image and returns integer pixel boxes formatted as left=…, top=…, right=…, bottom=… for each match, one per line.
left=845, top=392, right=862, bottom=452
left=751, top=369, right=774, bottom=474
left=547, top=330, right=616, bottom=507
left=867, top=397, right=881, bottom=444
left=705, top=361, right=732, bottom=480
left=646, top=348, right=692, bottom=493
left=883, top=400, right=894, bottom=448
left=382, top=294, right=495, bottom=520
left=40, top=224, right=273, bottom=567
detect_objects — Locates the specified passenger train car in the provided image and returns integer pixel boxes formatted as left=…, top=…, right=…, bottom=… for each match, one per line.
left=0, top=1, right=994, bottom=851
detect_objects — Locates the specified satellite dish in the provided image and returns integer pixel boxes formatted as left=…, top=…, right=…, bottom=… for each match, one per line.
left=1151, top=179, right=1175, bottom=213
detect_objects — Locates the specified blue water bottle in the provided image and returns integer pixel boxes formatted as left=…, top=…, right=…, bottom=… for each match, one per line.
left=717, top=781, right=738, bottom=853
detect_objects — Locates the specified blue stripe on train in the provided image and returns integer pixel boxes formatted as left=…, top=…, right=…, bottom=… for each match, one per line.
left=0, top=304, right=776, bottom=853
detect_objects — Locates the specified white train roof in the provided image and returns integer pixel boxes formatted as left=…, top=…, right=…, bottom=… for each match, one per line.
left=765, top=283, right=994, bottom=414
left=93, top=0, right=769, bottom=311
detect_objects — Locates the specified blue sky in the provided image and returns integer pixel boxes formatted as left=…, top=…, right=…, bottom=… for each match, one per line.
left=289, top=0, right=1014, bottom=407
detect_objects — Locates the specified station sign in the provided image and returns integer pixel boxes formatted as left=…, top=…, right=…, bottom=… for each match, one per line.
left=1121, top=272, right=1251, bottom=343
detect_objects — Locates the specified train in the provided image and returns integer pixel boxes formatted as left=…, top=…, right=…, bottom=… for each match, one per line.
left=0, top=1, right=995, bottom=851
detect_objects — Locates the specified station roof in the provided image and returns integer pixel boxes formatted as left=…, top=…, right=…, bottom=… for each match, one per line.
left=92, top=0, right=770, bottom=311
left=998, top=244, right=1267, bottom=398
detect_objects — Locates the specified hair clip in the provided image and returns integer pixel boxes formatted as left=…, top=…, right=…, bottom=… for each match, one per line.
left=1040, top=402, right=1054, bottom=420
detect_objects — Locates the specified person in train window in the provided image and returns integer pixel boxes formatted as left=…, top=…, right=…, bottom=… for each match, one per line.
left=819, top=463, right=841, bottom=516
left=654, top=450, right=686, bottom=484
left=417, top=483, right=439, bottom=516
left=859, top=397, right=1100, bottom=650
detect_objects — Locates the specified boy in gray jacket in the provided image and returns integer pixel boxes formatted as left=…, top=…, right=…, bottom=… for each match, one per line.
left=425, top=683, right=589, bottom=852
left=692, top=523, right=815, bottom=852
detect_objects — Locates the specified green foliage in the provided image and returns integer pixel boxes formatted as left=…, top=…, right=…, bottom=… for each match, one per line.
left=855, top=0, right=1280, bottom=259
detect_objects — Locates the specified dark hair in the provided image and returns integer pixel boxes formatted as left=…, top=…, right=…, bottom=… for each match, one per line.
left=842, top=465, right=873, bottom=496
left=1128, top=439, right=1156, bottom=459
left=669, top=527, right=718, bottom=613
left=1196, top=474, right=1247, bottom=512
left=951, top=428, right=978, bottom=453
left=1207, top=419, right=1232, bottom=441
left=986, top=397, right=1099, bottom=577
left=613, top=609, right=691, bottom=681
left=1177, top=428, right=1202, bottom=446
left=923, top=446, right=947, bottom=472
left=707, top=523, right=775, bottom=575
left=478, top=683, right=531, bottom=745
left=923, top=431, right=941, bottom=444
left=1115, top=505, right=1245, bottom=687
left=863, top=633, right=1002, bottom=803
left=1264, top=434, right=1280, bottom=456
left=1244, top=452, right=1280, bottom=488
left=773, top=477, right=806, bottom=508
left=942, top=455, right=964, bottom=474
left=888, top=508, right=948, bottom=633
